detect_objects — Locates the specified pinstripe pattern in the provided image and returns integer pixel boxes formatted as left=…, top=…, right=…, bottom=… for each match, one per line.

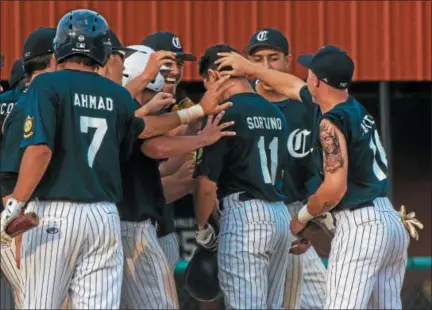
left=0, top=272, right=14, bottom=310
left=286, top=201, right=326, bottom=309
left=283, top=248, right=302, bottom=309
left=120, top=220, right=178, bottom=309
left=218, top=193, right=294, bottom=309
left=0, top=239, right=23, bottom=308
left=325, top=197, right=410, bottom=309
left=21, top=200, right=123, bottom=309
left=158, top=233, right=180, bottom=271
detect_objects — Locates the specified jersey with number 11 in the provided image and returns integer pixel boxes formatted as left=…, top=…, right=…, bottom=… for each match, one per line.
left=20, top=70, right=141, bottom=203
left=321, top=97, right=389, bottom=210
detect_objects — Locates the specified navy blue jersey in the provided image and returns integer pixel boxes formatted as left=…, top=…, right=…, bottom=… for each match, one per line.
left=20, top=70, right=144, bottom=203
left=118, top=101, right=165, bottom=223
left=195, top=92, right=289, bottom=202
left=321, top=96, right=389, bottom=209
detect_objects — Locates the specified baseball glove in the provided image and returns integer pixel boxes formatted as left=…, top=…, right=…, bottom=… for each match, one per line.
left=171, top=97, right=195, bottom=112
left=6, top=212, right=39, bottom=238
left=399, top=205, right=423, bottom=240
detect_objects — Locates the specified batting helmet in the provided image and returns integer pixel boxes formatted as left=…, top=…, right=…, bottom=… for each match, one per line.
left=184, top=247, right=222, bottom=302
left=53, top=9, right=111, bottom=66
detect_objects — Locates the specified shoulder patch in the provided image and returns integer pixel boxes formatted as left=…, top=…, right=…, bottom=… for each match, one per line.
left=23, top=116, right=34, bottom=138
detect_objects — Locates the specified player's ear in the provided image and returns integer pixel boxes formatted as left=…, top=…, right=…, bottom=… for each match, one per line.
left=284, top=54, right=293, bottom=72
left=207, top=69, right=219, bottom=83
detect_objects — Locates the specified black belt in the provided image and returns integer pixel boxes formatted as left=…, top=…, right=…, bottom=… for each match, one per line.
left=238, top=192, right=255, bottom=202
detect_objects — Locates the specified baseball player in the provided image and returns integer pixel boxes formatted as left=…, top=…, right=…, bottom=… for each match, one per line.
left=141, top=31, right=198, bottom=270
left=118, top=45, right=235, bottom=309
left=244, top=28, right=327, bottom=309
left=194, top=44, right=296, bottom=309
left=216, top=45, right=411, bottom=309
left=0, top=56, right=26, bottom=310
left=0, top=9, right=231, bottom=309
left=0, top=27, right=57, bottom=310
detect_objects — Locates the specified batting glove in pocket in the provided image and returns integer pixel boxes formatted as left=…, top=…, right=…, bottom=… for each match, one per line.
left=195, top=223, right=218, bottom=252
left=0, top=198, right=25, bottom=246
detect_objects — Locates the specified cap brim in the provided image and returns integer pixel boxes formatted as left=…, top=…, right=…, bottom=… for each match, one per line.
left=244, top=43, right=285, bottom=55
left=113, top=46, right=137, bottom=53
left=297, top=54, right=314, bottom=69
left=176, top=52, right=196, bottom=61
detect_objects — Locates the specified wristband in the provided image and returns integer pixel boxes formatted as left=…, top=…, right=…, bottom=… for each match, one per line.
left=177, top=105, right=205, bottom=124
left=297, top=204, right=314, bottom=224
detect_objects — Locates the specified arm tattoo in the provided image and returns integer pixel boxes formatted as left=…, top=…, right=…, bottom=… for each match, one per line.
left=322, top=201, right=337, bottom=213
left=319, top=121, right=344, bottom=173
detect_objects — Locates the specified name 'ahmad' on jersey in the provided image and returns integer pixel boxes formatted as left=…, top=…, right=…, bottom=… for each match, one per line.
left=20, top=69, right=141, bottom=203
left=194, top=92, right=289, bottom=202
left=321, top=97, right=389, bottom=210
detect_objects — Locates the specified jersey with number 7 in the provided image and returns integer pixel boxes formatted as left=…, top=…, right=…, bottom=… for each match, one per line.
left=320, top=97, right=388, bottom=209
left=194, top=92, right=289, bottom=201
left=20, top=69, right=143, bottom=203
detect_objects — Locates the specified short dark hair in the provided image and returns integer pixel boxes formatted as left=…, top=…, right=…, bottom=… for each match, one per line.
left=199, top=44, right=240, bottom=77
left=58, top=54, right=100, bottom=69
left=23, top=54, right=53, bottom=78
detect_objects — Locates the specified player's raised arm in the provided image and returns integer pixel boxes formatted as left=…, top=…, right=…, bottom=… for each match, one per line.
left=141, top=112, right=235, bottom=158
left=137, top=75, right=234, bottom=139
left=215, top=52, right=306, bottom=102
left=290, top=118, right=348, bottom=235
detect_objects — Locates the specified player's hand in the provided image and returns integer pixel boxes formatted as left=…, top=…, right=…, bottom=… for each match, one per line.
left=0, top=198, right=25, bottom=246
left=136, top=92, right=175, bottom=117
left=215, top=52, right=255, bottom=77
left=199, top=75, right=234, bottom=115
left=142, top=51, right=176, bottom=81
left=290, top=214, right=308, bottom=237
left=195, top=223, right=218, bottom=251
left=198, top=111, right=236, bottom=146
left=289, top=238, right=311, bottom=255
left=175, top=159, right=195, bottom=180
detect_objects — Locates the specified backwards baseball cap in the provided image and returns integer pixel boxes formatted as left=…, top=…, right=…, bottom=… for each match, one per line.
left=23, top=27, right=56, bottom=61
left=122, top=45, right=165, bottom=92
left=108, top=29, right=136, bottom=55
left=298, top=45, right=355, bottom=90
left=8, top=58, right=25, bottom=88
left=244, top=28, right=289, bottom=55
left=141, top=31, right=196, bottom=61
left=199, top=44, right=240, bottom=76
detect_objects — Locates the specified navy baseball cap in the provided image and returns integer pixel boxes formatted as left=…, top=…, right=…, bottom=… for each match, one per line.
left=108, top=29, right=135, bottom=55
left=141, top=31, right=196, bottom=61
left=8, top=58, right=25, bottom=88
left=244, top=28, right=289, bottom=55
left=23, top=27, right=56, bottom=61
left=298, top=45, right=354, bottom=90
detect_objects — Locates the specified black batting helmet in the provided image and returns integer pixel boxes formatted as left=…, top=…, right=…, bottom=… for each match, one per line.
left=184, top=247, right=222, bottom=302
left=53, top=9, right=111, bottom=66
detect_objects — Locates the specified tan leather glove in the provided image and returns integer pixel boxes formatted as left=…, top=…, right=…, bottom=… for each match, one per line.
left=399, top=205, right=424, bottom=240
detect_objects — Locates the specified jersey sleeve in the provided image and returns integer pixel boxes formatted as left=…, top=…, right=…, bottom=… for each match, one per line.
left=193, top=112, right=234, bottom=182
left=321, top=109, right=351, bottom=144
left=20, top=75, right=57, bottom=150
left=298, top=85, right=316, bottom=109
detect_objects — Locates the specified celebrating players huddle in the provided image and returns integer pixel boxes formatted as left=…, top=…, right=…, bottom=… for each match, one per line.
left=0, top=8, right=423, bottom=310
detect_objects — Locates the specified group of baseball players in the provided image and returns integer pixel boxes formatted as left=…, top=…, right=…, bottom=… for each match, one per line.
left=0, top=7, right=423, bottom=310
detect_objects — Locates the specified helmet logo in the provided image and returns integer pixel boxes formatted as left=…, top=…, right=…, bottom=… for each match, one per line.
left=172, top=36, right=182, bottom=49
left=256, top=30, right=268, bottom=42
left=78, top=35, right=85, bottom=42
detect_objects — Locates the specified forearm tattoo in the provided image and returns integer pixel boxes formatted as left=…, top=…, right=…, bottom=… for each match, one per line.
left=319, top=121, right=344, bottom=173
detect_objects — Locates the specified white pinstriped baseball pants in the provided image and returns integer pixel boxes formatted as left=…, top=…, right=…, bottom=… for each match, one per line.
left=120, top=220, right=178, bottom=309
left=325, top=197, right=410, bottom=309
left=218, top=193, right=294, bottom=309
left=21, top=201, right=123, bottom=309
left=285, top=201, right=326, bottom=309
left=158, top=232, right=180, bottom=271
left=0, top=238, right=23, bottom=309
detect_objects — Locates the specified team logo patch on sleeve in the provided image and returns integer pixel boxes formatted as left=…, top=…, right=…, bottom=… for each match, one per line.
left=23, top=116, right=34, bottom=138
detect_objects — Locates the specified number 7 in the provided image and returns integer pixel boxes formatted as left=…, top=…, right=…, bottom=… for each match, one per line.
left=80, top=116, right=108, bottom=168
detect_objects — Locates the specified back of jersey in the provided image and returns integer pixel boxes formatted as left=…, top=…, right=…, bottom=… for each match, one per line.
left=322, top=97, right=388, bottom=209
left=195, top=92, right=289, bottom=202
left=21, top=70, right=139, bottom=203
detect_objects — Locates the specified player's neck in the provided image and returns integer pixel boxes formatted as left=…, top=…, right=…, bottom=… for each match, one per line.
left=318, top=90, right=349, bottom=114
left=256, top=81, right=287, bottom=102
left=222, top=78, right=255, bottom=101
left=61, top=63, right=98, bottom=73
